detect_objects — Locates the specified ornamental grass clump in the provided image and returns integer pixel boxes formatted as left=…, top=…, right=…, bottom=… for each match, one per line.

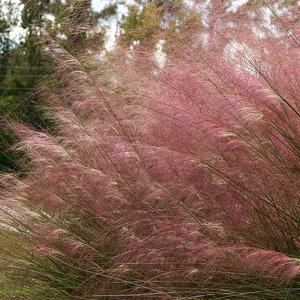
left=1, top=2, right=300, bottom=299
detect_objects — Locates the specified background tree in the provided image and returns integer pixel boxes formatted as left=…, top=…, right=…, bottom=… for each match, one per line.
left=0, top=0, right=118, bottom=172
left=0, top=0, right=26, bottom=172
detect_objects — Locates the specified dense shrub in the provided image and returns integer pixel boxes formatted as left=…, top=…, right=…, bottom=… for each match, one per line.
left=0, top=2, right=300, bottom=298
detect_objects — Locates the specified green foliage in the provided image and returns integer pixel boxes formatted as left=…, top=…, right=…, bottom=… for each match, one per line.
left=0, top=1, right=30, bottom=172
left=121, top=0, right=202, bottom=52
left=122, top=3, right=163, bottom=47
left=0, top=0, right=114, bottom=172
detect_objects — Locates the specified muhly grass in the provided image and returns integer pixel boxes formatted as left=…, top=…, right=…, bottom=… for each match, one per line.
left=0, top=2, right=300, bottom=299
